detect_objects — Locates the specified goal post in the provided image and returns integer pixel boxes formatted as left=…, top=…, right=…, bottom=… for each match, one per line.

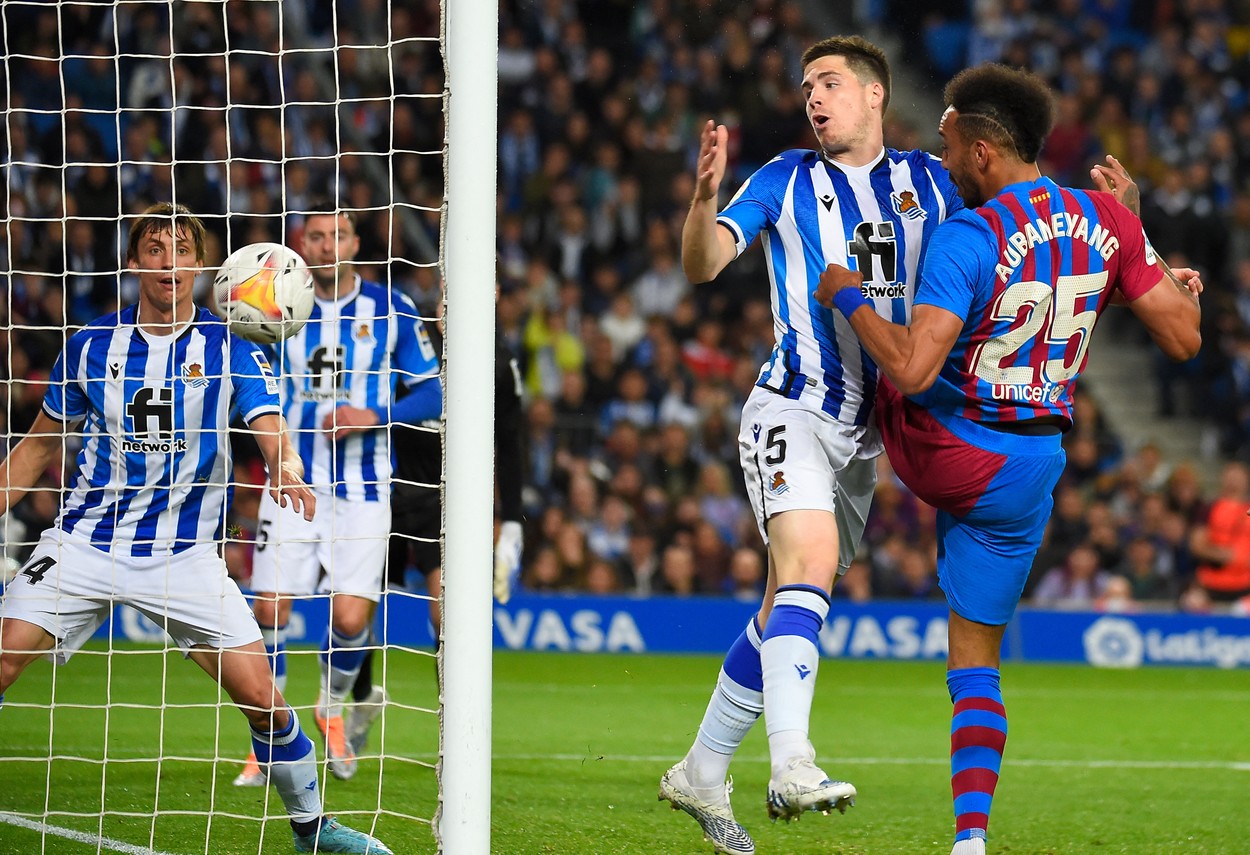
left=0, top=0, right=491, bottom=852
left=438, top=0, right=498, bottom=849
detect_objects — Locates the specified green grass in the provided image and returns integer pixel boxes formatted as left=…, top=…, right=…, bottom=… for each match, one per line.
left=2, top=648, right=1249, bottom=853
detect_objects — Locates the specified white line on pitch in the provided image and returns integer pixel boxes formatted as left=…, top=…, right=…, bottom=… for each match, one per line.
left=492, top=753, right=1250, bottom=772
left=0, top=813, right=181, bottom=855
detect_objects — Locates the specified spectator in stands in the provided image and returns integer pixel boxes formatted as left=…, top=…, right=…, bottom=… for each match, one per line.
left=726, top=546, right=766, bottom=602
left=1094, top=575, right=1138, bottom=613
left=1116, top=536, right=1173, bottom=602
left=1190, top=461, right=1250, bottom=601
left=1034, top=543, right=1114, bottom=610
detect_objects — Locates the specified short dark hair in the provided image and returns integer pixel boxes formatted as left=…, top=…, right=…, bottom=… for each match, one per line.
left=800, top=35, right=892, bottom=113
left=127, top=202, right=207, bottom=263
left=942, top=64, right=1055, bottom=163
left=304, top=197, right=357, bottom=232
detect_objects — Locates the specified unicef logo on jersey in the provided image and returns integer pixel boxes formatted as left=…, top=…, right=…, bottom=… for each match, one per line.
left=1082, top=617, right=1145, bottom=668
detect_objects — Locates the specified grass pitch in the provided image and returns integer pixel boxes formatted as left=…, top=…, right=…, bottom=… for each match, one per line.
left=1, top=646, right=1247, bottom=854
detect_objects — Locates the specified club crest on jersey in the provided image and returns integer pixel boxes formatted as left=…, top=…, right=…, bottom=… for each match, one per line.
left=891, top=190, right=926, bottom=221
left=352, top=321, right=375, bottom=344
left=181, top=362, right=210, bottom=389
left=767, top=470, right=790, bottom=496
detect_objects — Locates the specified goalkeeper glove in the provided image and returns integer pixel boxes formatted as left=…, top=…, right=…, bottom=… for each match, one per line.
left=493, top=520, right=524, bottom=604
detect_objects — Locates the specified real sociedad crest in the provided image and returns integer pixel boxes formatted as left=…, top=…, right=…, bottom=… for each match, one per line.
left=181, top=362, right=210, bottom=389
left=891, top=190, right=927, bottom=221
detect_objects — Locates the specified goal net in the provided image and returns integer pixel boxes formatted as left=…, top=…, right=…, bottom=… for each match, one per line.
left=0, top=1, right=490, bottom=852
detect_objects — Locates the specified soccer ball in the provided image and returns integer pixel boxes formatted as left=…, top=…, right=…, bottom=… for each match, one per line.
left=213, top=242, right=315, bottom=344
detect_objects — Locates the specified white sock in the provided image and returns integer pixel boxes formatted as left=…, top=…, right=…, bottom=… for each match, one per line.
left=685, top=674, right=763, bottom=794
left=951, top=838, right=987, bottom=855
left=760, top=587, right=829, bottom=777
left=251, top=708, right=320, bottom=823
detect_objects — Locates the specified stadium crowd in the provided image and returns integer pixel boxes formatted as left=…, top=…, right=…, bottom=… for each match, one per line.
left=2, top=0, right=1249, bottom=613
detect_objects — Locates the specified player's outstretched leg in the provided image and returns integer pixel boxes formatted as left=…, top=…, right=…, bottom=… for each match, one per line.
left=659, top=616, right=763, bottom=854
left=761, top=585, right=856, bottom=821
left=948, top=667, right=1006, bottom=855
left=236, top=621, right=288, bottom=787
left=293, top=817, right=393, bottom=854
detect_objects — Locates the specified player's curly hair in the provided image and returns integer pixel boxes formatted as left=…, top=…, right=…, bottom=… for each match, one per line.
left=126, top=202, right=208, bottom=263
left=800, top=35, right=891, bottom=113
left=942, top=64, right=1055, bottom=163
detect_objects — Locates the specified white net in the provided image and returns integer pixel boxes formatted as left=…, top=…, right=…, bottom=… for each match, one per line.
left=0, top=1, right=445, bottom=852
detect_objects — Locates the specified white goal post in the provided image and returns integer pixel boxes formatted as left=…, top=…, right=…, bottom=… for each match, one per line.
left=439, top=0, right=497, bottom=851
left=0, top=0, right=498, bottom=852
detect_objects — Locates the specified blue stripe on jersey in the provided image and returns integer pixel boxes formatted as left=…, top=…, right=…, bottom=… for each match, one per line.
left=334, top=299, right=356, bottom=494
left=61, top=342, right=112, bottom=536
left=296, top=310, right=321, bottom=475
left=765, top=232, right=804, bottom=399
left=102, top=335, right=149, bottom=552
left=133, top=334, right=185, bottom=556
left=852, top=348, right=878, bottom=427
left=359, top=309, right=382, bottom=502
left=869, top=164, right=909, bottom=326
left=176, top=338, right=224, bottom=551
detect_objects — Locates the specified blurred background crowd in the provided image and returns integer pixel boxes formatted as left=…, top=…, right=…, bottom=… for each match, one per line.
left=2, top=0, right=1250, bottom=615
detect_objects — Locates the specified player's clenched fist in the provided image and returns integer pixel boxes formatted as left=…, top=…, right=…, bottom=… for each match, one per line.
left=813, top=262, right=865, bottom=309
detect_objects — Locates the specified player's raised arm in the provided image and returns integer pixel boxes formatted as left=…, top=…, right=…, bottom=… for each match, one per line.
left=250, top=412, right=315, bottom=520
left=0, top=411, right=65, bottom=516
left=681, top=120, right=738, bottom=283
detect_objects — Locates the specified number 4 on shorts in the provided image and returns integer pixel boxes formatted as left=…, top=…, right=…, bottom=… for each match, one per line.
left=19, top=556, right=55, bottom=585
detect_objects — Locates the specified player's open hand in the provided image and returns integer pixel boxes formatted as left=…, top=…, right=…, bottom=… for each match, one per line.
left=693, top=120, right=728, bottom=203
left=324, top=405, right=380, bottom=442
left=271, top=463, right=315, bottom=521
left=1169, top=266, right=1204, bottom=297
left=813, top=263, right=864, bottom=308
left=1090, top=155, right=1141, bottom=215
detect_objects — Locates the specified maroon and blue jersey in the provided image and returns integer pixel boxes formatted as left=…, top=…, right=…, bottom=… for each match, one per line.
left=909, top=176, right=1161, bottom=429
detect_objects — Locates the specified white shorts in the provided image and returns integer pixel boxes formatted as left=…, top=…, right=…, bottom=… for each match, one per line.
left=249, top=488, right=391, bottom=600
left=738, top=386, right=881, bottom=572
left=0, top=529, right=262, bottom=664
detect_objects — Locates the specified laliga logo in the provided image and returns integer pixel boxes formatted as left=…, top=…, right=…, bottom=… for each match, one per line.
left=1082, top=616, right=1144, bottom=668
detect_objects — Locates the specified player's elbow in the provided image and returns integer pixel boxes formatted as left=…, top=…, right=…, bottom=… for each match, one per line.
left=681, top=256, right=722, bottom=285
left=1166, top=330, right=1201, bottom=362
left=890, top=367, right=936, bottom=397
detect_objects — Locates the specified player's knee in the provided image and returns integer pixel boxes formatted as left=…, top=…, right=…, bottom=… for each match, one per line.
left=251, top=595, right=280, bottom=625
left=236, top=684, right=285, bottom=722
left=0, top=657, right=15, bottom=695
left=331, top=614, right=369, bottom=638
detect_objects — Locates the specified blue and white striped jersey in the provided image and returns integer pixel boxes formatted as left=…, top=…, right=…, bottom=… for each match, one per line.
left=268, top=276, right=440, bottom=502
left=43, top=305, right=281, bottom=557
left=718, top=147, right=962, bottom=425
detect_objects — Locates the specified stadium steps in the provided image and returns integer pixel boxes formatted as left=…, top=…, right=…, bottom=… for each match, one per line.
left=1080, top=325, right=1223, bottom=488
